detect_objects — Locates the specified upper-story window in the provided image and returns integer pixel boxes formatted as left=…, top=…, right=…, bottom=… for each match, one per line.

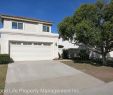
left=43, top=25, right=49, bottom=32
left=12, top=22, right=23, bottom=30
left=0, top=21, right=3, bottom=29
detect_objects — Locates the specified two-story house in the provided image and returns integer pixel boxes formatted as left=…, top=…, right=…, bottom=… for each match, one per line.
left=0, top=14, right=58, bottom=61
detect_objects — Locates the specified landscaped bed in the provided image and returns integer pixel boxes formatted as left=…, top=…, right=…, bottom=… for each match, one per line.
left=0, top=64, right=8, bottom=95
left=61, top=60, right=113, bottom=83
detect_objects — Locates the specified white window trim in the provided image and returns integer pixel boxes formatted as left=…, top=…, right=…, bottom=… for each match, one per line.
left=43, top=25, right=50, bottom=32
left=12, top=21, right=24, bottom=30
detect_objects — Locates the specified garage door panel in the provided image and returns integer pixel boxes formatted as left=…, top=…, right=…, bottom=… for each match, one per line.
left=10, top=42, right=53, bottom=61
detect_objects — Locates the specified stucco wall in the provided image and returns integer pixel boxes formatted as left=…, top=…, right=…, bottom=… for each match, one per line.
left=0, top=32, right=58, bottom=60
left=3, top=19, right=51, bottom=33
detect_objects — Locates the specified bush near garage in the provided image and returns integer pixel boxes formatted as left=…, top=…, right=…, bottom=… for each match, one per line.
left=0, top=54, right=13, bottom=64
left=78, top=49, right=89, bottom=60
left=62, top=48, right=89, bottom=60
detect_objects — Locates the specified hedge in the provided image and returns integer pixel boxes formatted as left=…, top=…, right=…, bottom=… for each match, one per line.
left=0, top=54, right=13, bottom=64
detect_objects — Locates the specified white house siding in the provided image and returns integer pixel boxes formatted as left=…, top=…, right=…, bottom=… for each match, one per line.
left=0, top=31, right=58, bottom=61
left=24, top=22, right=38, bottom=32
left=3, top=20, right=11, bottom=30
left=58, top=38, right=79, bottom=58
left=108, top=51, right=113, bottom=58
left=3, top=19, right=51, bottom=33
left=58, top=38, right=79, bottom=49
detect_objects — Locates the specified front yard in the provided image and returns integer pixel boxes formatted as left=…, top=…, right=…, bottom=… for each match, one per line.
left=61, top=60, right=113, bottom=83
left=0, top=64, right=8, bottom=95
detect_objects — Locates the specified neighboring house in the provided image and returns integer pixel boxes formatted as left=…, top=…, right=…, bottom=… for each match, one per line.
left=89, top=50, right=113, bottom=59
left=58, top=37, right=79, bottom=58
left=58, top=37, right=113, bottom=59
left=0, top=14, right=59, bottom=61
left=58, top=38, right=79, bottom=49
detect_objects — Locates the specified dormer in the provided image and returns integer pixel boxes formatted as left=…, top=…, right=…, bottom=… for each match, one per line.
left=0, top=14, right=52, bottom=33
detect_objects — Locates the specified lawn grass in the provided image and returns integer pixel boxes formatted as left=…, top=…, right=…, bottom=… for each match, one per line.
left=0, top=64, right=8, bottom=95
left=61, top=60, right=113, bottom=83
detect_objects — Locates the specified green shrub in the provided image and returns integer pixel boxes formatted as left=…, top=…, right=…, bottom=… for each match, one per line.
left=90, top=58, right=102, bottom=65
left=0, top=54, right=13, bottom=64
left=78, top=49, right=89, bottom=60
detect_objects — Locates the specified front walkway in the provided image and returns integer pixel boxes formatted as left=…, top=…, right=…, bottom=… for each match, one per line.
left=4, top=60, right=107, bottom=95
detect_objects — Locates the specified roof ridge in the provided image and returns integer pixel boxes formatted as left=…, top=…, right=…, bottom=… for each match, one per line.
left=0, top=14, right=52, bottom=25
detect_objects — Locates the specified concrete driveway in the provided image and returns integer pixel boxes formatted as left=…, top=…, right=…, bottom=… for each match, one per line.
left=5, top=60, right=105, bottom=95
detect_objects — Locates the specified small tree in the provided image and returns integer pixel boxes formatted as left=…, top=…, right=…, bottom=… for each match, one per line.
left=58, top=0, right=113, bottom=65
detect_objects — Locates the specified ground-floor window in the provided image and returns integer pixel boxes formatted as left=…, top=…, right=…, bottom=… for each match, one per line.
left=11, top=42, right=22, bottom=45
left=23, top=42, right=32, bottom=45
left=11, top=41, right=52, bottom=46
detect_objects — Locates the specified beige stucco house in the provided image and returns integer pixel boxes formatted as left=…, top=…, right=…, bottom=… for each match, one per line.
left=0, top=14, right=59, bottom=61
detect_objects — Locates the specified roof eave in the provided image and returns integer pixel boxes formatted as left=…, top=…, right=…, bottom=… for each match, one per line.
left=0, top=15, right=53, bottom=25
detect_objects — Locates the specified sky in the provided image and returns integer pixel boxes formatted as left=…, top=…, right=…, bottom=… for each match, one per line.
left=0, top=0, right=96, bottom=33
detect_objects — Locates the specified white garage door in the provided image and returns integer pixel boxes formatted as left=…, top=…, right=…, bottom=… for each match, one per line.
left=10, top=41, right=53, bottom=61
